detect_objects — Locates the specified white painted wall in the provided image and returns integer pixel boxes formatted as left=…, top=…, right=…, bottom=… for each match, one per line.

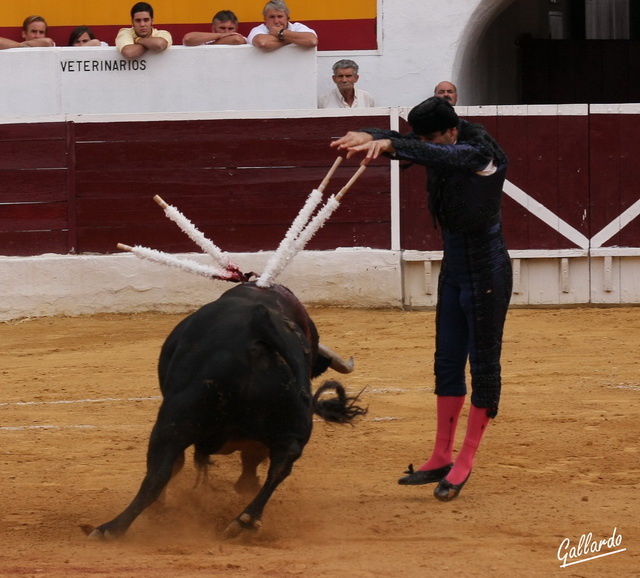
left=317, top=0, right=513, bottom=107
left=0, top=0, right=519, bottom=116
left=0, top=45, right=318, bottom=115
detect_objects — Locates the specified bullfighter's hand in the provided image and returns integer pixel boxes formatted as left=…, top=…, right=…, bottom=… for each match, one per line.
left=332, top=134, right=395, bottom=164
left=331, top=131, right=373, bottom=151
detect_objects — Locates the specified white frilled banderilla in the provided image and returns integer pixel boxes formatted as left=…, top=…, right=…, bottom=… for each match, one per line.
left=117, top=156, right=366, bottom=287
left=116, top=156, right=367, bottom=373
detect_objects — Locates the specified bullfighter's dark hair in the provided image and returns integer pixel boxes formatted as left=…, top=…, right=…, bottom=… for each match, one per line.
left=408, top=96, right=459, bottom=136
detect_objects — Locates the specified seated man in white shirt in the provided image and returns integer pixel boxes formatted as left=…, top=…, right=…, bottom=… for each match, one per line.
left=247, top=0, right=317, bottom=51
left=318, top=59, right=375, bottom=109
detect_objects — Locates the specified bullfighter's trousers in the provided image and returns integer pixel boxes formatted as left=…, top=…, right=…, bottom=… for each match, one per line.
left=433, top=222, right=512, bottom=418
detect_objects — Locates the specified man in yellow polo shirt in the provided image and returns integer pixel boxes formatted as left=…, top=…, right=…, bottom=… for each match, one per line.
left=116, top=2, right=172, bottom=58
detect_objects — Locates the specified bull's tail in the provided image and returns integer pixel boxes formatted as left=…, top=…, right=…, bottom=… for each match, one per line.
left=312, top=380, right=367, bottom=424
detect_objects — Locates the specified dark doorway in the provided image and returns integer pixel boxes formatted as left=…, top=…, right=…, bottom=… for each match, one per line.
left=519, top=0, right=640, bottom=103
left=519, top=38, right=640, bottom=104
left=468, top=0, right=640, bottom=105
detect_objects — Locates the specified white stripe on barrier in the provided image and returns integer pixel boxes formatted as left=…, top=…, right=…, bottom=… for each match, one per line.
left=503, top=178, right=640, bottom=251
left=503, top=180, right=590, bottom=249
left=590, top=197, right=640, bottom=248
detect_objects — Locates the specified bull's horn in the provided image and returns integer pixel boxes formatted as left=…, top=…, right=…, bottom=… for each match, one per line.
left=318, top=343, right=355, bottom=374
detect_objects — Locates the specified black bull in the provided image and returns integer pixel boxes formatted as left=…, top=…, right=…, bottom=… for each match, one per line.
left=82, top=282, right=366, bottom=539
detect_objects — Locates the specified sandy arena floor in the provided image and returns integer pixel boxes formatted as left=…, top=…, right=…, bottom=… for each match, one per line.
left=1, top=306, right=639, bottom=577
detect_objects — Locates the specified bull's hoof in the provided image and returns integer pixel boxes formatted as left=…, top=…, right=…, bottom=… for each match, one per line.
left=80, top=524, right=97, bottom=536
left=80, top=524, right=116, bottom=540
left=223, top=513, right=262, bottom=539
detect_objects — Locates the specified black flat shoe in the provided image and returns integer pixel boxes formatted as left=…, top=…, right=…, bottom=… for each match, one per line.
left=433, top=471, right=471, bottom=501
left=397, top=463, right=453, bottom=485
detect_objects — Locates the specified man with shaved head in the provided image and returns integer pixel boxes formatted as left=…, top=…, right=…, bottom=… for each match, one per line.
left=434, top=81, right=458, bottom=105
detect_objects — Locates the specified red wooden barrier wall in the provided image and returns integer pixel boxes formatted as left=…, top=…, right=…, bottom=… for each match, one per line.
left=0, top=122, right=71, bottom=255
left=493, top=113, right=590, bottom=251
left=590, top=113, right=640, bottom=248
left=2, top=111, right=640, bottom=257
left=400, top=113, right=592, bottom=252
left=1, top=117, right=390, bottom=256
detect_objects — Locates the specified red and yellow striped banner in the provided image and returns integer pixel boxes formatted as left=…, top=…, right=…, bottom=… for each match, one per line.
left=1, top=0, right=377, bottom=50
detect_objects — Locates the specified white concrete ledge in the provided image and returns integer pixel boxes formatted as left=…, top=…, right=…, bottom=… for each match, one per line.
left=590, top=247, right=640, bottom=257
left=0, top=249, right=403, bottom=321
left=402, top=248, right=590, bottom=261
left=0, top=45, right=318, bottom=116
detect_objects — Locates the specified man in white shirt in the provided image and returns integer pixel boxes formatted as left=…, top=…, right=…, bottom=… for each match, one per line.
left=247, top=0, right=317, bottom=51
left=318, top=59, right=375, bottom=109
left=182, top=10, right=247, bottom=46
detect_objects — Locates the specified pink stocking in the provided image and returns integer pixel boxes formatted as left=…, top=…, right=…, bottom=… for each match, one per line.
left=419, top=395, right=465, bottom=471
left=445, top=404, right=491, bottom=485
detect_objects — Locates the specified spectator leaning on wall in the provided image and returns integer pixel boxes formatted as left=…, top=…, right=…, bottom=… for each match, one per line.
left=69, top=26, right=108, bottom=46
left=0, top=15, right=55, bottom=49
left=247, top=0, right=317, bottom=51
left=182, top=10, right=247, bottom=46
left=116, top=2, right=172, bottom=58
